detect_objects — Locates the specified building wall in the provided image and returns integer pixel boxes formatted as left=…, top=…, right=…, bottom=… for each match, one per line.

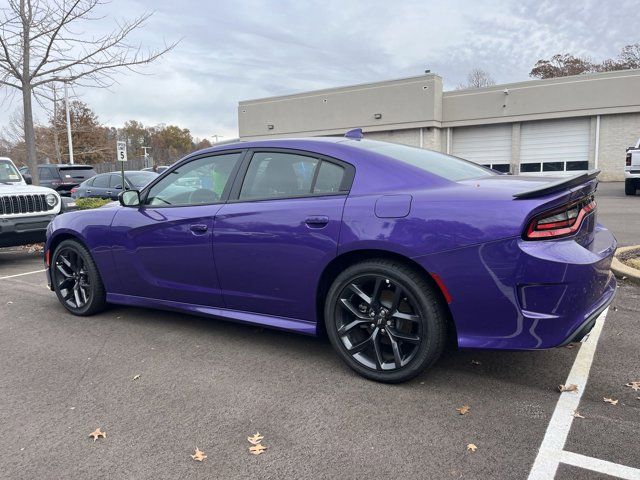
left=598, top=112, right=640, bottom=181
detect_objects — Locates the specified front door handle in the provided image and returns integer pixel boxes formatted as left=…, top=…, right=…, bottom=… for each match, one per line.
left=305, top=216, right=329, bottom=228
left=190, top=224, right=209, bottom=234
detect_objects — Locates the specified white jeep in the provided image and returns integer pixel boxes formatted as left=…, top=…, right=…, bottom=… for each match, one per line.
left=0, top=157, right=61, bottom=248
left=625, top=138, right=640, bottom=195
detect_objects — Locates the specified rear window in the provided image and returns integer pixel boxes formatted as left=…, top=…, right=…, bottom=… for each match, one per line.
left=351, top=140, right=495, bottom=181
left=58, top=166, right=96, bottom=181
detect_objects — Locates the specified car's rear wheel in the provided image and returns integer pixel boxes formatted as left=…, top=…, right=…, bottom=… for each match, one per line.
left=625, top=179, right=637, bottom=196
left=325, top=259, right=447, bottom=383
left=52, top=239, right=107, bottom=316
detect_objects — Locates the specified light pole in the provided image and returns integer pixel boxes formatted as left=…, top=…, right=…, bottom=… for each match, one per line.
left=63, top=81, right=74, bottom=165
left=212, top=134, right=223, bottom=143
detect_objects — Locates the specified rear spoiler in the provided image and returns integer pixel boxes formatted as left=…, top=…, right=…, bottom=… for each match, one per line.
left=513, top=169, right=600, bottom=199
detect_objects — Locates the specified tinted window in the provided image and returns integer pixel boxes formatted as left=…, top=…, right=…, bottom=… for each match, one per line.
left=240, top=152, right=319, bottom=200
left=146, top=153, right=241, bottom=206
left=567, top=161, right=589, bottom=171
left=313, top=161, right=345, bottom=193
left=351, top=140, right=494, bottom=181
left=490, top=164, right=510, bottom=173
left=543, top=162, right=564, bottom=172
left=58, top=166, right=96, bottom=181
left=92, top=174, right=109, bottom=188
left=38, top=167, right=53, bottom=180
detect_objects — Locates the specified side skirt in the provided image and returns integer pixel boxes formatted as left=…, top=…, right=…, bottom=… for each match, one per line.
left=106, top=293, right=318, bottom=335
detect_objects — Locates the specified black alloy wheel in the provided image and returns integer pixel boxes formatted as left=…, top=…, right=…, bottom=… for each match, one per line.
left=52, top=240, right=107, bottom=315
left=325, top=259, right=447, bottom=383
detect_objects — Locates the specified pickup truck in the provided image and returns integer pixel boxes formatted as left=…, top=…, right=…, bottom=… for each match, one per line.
left=625, top=138, right=640, bottom=195
left=0, top=157, right=62, bottom=247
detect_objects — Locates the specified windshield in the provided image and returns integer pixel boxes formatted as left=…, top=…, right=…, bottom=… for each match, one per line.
left=126, top=171, right=158, bottom=188
left=0, top=160, right=23, bottom=184
left=351, top=140, right=496, bottom=181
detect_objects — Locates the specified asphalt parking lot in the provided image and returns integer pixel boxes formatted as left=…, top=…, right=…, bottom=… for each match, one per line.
left=0, top=181, right=638, bottom=480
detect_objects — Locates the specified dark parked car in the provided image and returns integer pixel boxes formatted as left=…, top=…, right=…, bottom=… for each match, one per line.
left=71, top=171, right=159, bottom=200
left=142, top=166, right=170, bottom=174
left=45, top=132, right=616, bottom=382
left=20, top=164, right=96, bottom=196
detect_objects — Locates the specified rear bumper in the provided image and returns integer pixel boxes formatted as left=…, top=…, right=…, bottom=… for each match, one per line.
left=0, top=214, right=56, bottom=247
left=413, top=221, right=617, bottom=350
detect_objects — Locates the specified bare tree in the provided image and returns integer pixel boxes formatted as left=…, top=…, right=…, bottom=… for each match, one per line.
left=0, top=0, right=176, bottom=184
left=457, top=68, right=496, bottom=89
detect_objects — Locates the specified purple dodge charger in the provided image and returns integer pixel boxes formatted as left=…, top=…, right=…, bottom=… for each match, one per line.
left=45, top=131, right=616, bottom=382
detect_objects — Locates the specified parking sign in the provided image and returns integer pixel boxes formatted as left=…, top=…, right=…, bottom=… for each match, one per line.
left=117, top=141, right=127, bottom=162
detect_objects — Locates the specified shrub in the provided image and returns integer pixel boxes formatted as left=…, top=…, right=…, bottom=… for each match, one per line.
left=75, top=198, right=113, bottom=210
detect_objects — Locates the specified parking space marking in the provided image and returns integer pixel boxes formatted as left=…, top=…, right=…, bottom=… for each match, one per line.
left=0, top=269, right=46, bottom=280
left=528, top=308, right=612, bottom=480
left=559, top=451, right=640, bottom=480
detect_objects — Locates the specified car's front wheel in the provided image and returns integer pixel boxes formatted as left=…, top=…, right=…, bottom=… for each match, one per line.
left=51, top=239, right=107, bottom=316
left=325, top=259, right=447, bottom=383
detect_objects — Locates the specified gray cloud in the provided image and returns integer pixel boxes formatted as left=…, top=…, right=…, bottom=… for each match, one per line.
left=2, top=0, right=636, bottom=142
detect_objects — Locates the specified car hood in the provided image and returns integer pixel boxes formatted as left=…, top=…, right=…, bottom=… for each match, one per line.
left=0, top=183, right=58, bottom=195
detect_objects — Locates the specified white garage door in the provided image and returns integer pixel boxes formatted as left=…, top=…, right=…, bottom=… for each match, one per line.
left=451, top=124, right=512, bottom=173
left=520, top=118, right=590, bottom=174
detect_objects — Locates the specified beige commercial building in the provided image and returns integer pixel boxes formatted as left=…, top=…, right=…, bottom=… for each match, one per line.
left=238, top=69, right=640, bottom=181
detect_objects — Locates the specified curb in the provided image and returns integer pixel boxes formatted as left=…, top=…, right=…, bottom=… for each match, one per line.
left=611, top=245, right=640, bottom=285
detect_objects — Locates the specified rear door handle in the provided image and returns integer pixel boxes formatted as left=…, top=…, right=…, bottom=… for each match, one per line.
left=305, top=216, right=329, bottom=228
left=190, top=224, right=209, bottom=234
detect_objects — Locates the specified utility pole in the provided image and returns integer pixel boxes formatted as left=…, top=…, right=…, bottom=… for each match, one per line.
left=64, top=81, right=75, bottom=164
left=212, top=134, right=223, bottom=143
left=141, top=146, right=151, bottom=168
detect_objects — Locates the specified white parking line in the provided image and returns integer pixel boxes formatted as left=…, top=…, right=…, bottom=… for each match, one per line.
left=528, top=308, right=640, bottom=479
left=0, top=269, right=46, bottom=280
left=560, top=451, right=640, bottom=480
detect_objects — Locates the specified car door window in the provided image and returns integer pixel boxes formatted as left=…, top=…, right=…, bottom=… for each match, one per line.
left=109, top=174, right=122, bottom=189
left=38, top=168, right=53, bottom=180
left=239, top=152, right=319, bottom=200
left=92, top=174, right=109, bottom=188
left=313, top=161, right=345, bottom=194
left=145, top=152, right=242, bottom=206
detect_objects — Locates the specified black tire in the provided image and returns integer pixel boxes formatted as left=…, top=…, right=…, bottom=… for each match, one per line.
left=625, top=179, right=637, bottom=196
left=324, top=259, right=447, bottom=383
left=51, top=239, right=107, bottom=316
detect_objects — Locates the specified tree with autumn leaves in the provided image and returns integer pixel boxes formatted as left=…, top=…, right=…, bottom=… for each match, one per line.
left=0, top=100, right=211, bottom=167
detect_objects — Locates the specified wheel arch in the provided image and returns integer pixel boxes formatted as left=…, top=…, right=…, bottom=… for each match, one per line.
left=316, top=249, right=457, bottom=347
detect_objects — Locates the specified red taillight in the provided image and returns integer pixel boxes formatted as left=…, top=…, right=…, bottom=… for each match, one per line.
left=45, top=249, right=51, bottom=267
left=626, top=154, right=632, bottom=166
left=525, top=196, right=596, bottom=240
left=71, top=187, right=78, bottom=194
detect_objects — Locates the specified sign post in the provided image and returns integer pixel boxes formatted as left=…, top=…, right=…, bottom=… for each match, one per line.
left=117, top=141, right=127, bottom=194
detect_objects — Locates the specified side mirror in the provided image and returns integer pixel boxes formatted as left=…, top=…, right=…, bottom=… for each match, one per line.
left=114, top=184, right=122, bottom=190
left=24, top=174, right=32, bottom=185
left=119, top=189, right=141, bottom=207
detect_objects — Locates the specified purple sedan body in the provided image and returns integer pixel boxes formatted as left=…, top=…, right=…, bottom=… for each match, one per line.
left=45, top=136, right=616, bottom=355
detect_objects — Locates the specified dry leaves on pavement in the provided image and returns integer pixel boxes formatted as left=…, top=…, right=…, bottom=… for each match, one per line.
left=89, top=428, right=106, bottom=442
left=572, top=411, right=585, bottom=419
left=249, top=444, right=267, bottom=455
left=132, top=374, right=140, bottom=381
left=603, top=397, right=619, bottom=406
left=191, top=447, right=207, bottom=462
left=466, top=443, right=477, bottom=452
left=456, top=405, right=470, bottom=415
left=625, top=381, right=640, bottom=392
left=471, top=360, right=482, bottom=366
left=558, top=384, right=578, bottom=392
left=247, top=432, right=267, bottom=455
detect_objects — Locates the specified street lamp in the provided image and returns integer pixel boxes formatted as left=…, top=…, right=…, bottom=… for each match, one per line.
left=53, top=77, right=74, bottom=165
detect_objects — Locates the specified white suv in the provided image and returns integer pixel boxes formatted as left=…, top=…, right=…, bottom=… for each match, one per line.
left=625, top=138, right=640, bottom=195
left=0, top=157, right=61, bottom=247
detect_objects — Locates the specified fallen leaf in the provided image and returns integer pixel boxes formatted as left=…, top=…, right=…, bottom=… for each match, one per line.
left=565, top=343, right=576, bottom=349
left=603, top=397, right=618, bottom=405
left=613, top=306, right=618, bottom=311
left=466, top=443, right=477, bottom=452
left=572, top=411, right=585, bottom=419
left=558, top=384, right=578, bottom=392
left=191, top=447, right=207, bottom=462
left=624, top=381, right=640, bottom=392
left=456, top=405, right=470, bottom=415
left=471, top=360, right=482, bottom=365
left=249, top=443, right=267, bottom=455
left=89, top=428, right=106, bottom=442
left=132, top=374, right=140, bottom=381
left=247, top=432, right=264, bottom=445
left=6, top=301, right=13, bottom=305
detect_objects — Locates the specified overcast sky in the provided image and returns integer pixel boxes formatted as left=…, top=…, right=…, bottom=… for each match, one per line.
left=2, top=0, right=637, bottom=141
